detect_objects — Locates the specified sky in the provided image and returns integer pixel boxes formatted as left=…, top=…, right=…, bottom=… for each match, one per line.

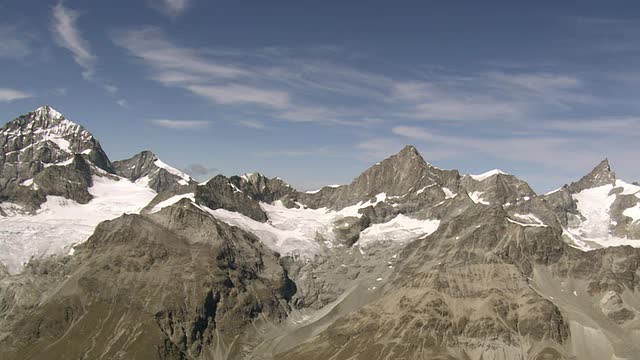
left=1, top=0, right=640, bottom=192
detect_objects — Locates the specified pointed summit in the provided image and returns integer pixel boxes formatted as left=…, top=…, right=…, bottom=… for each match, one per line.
left=2, top=105, right=74, bottom=133
left=397, top=144, right=420, bottom=156
left=297, top=144, right=460, bottom=209
left=569, top=158, right=616, bottom=193
left=33, top=105, right=64, bottom=121
left=1, top=105, right=113, bottom=175
left=393, top=144, right=428, bottom=166
left=113, top=150, right=193, bottom=193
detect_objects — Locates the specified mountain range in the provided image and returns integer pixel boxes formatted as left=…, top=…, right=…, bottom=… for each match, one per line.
left=1, top=106, right=640, bottom=360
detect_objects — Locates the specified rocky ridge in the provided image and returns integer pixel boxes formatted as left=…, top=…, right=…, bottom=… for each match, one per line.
left=1, top=106, right=640, bottom=359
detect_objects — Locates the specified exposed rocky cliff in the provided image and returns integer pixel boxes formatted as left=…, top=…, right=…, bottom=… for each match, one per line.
left=114, top=150, right=196, bottom=193
left=1, top=106, right=640, bottom=360
left=0, top=106, right=114, bottom=211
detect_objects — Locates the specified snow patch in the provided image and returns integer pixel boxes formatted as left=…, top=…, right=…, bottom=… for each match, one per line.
left=0, top=175, right=157, bottom=274
left=357, top=214, right=440, bottom=247
left=305, top=184, right=342, bottom=194
left=154, top=159, right=191, bottom=183
left=150, top=193, right=196, bottom=213
left=469, top=191, right=490, bottom=205
left=565, top=184, right=640, bottom=250
left=470, top=169, right=507, bottom=181
left=416, top=184, right=436, bottom=195
left=442, top=187, right=457, bottom=199
left=507, top=213, right=548, bottom=227
left=623, top=204, right=640, bottom=223
left=614, top=179, right=640, bottom=196
left=545, top=187, right=563, bottom=195
left=200, top=203, right=325, bottom=258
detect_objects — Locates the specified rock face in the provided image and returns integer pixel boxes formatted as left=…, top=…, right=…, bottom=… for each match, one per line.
left=196, top=175, right=269, bottom=222
left=1, top=106, right=640, bottom=360
left=460, top=170, right=536, bottom=206
left=541, top=159, right=640, bottom=249
left=290, top=145, right=460, bottom=211
left=0, top=106, right=113, bottom=210
left=113, top=150, right=195, bottom=193
left=568, top=158, right=616, bottom=193
left=0, top=200, right=294, bottom=360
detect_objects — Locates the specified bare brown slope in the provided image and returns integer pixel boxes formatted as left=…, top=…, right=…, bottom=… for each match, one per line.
left=0, top=200, right=295, bottom=360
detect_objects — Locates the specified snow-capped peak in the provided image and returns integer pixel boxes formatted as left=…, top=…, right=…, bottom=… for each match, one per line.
left=240, top=172, right=258, bottom=182
left=34, top=105, right=64, bottom=121
left=469, top=169, right=507, bottom=181
left=154, top=159, right=192, bottom=183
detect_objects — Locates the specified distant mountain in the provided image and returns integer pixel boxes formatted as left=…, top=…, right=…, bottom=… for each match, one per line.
left=1, top=106, right=640, bottom=360
left=113, top=150, right=196, bottom=193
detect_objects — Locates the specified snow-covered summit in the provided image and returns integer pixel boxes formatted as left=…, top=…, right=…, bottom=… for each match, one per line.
left=113, top=150, right=194, bottom=192
left=469, top=169, right=508, bottom=181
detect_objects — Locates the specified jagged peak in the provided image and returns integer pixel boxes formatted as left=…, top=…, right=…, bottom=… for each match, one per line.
left=398, top=144, right=419, bottom=156
left=584, top=158, right=615, bottom=182
left=378, top=144, right=429, bottom=168
left=593, top=158, right=611, bottom=172
left=569, top=158, right=616, bottom=193
left=135, top=150, right=159, bottom=160
left=239, top=172, right=264, bottom=182
left=33, top=105, right=64, bottom=120
left=2, top=105, right=87, bottom=136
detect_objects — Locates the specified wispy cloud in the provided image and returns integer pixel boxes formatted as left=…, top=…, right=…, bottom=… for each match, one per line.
left=51, top=3, right=117, bottom=94
left=150, top=119, right=210, bottom=129
left=51, top=3, right=96, bottom=80
left=114, top=27, right=247, bottom=81
left=186, top=84, right=290, bottom=108
left=238, top=120, right=267, bottom=129
left=0, top=26, right=35, bottom=59
left=116, top=99, right=128, bottom=108
left=390, top=125, right=603, bottom=172
left=257, top=146, right=334, bottom=158
left=538, top=117, right=640, bottom=136
left=113, top=27, right=618, bottom=133
left=153, top=0, right=191, bottom=17
left=569, top=16, right=640, bottom=54
left=0, top=88, right=32, bottom=102
left=53, top=87, right=68, bottom=96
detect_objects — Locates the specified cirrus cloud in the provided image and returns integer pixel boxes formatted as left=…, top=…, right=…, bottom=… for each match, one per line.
left=150, top=119, right=210, bottom=129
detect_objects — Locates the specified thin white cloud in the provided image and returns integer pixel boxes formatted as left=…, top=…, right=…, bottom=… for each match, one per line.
left=538, top=117, right=640, bottom=136
left=51, top=3, right=118, bottom=96
left=114, top=27, right=248, bottom=81
left=258, top=146, right=334, bottom=158
left=51, top=3, right=96, bottom=80
left=54, top=87, right=68, bottom=96
left=391, top=125, right=602, bottom=171
left=104, top=84, right=118, bottom=94
left=154, top=0, right=191, bottom=17
left=0, top=88, right=32, bottom=102
left=0, top=26, right=34, bottom=59
left=150, top=119, right=210, bottom=129
left=391, top=81, right=525, bottom=121
left=113, top=28, right=614, bottom=129
left=116, top=99, right=128, bottom=108
left=238, top=120, right=267, bottom=129
left=186, top=84, right=290, bottom=108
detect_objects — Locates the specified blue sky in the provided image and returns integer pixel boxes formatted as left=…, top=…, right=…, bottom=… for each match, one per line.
left=1, top=0, right=640, bottom=191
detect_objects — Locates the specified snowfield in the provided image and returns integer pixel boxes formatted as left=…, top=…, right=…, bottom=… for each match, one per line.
left=357, top=214, right=440, bottom=247
left=0, top=175, right=156, bottom=274
left=149, top=194, right=440, bottom=259
left=470, top=169, right=507, bottom=181
left=565, top=182, right=640, bottom=250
